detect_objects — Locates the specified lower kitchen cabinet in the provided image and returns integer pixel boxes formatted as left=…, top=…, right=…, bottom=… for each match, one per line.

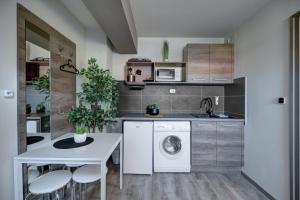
left=217, top=122, right=243, bottom=167
left=191, top=120, right=244, bottom=172
left=191, top=122, right=217, bottom=166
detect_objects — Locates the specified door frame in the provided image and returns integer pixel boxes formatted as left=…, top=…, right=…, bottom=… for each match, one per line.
left=290, top=12, right=300, bottom=200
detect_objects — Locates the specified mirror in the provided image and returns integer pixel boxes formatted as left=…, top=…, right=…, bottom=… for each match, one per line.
left=25, top=21, right=51, bottom=151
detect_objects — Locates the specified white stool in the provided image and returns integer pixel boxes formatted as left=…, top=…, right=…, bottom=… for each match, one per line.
left=72, top=165, right=107, bottom=200
left=28, top=166, right=40, bottom=184
left=28, top=170, right=72, bottom=199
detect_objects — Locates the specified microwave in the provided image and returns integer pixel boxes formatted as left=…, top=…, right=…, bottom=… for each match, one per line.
left=155, top=67, right=184, bottom=82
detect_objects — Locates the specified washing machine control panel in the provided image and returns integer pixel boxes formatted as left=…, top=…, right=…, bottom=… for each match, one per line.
left=154, top=121, right=190, bottom=132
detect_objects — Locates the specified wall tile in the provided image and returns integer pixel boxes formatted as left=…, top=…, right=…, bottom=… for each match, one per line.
left=173, top=85, right=202, bottom=96
left=171, top=96, right=201, bottom=112
left=202, top=86, right=224, bottom=97
left=142, top=85, right=170, bottom=96
left=118, top=95, right=142, bottom=113
left=224, top=96, right=245, bottom=116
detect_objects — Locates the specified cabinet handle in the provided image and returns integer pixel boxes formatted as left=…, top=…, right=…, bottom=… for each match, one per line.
left=221, top=124, right=240, bottom=127
left=192, top=78, right=206, bottom=81
left=214, top=78, right=228, bottom=81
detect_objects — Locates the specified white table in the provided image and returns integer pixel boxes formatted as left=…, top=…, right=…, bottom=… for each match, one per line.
left=14, top=133, right=123, bottom=200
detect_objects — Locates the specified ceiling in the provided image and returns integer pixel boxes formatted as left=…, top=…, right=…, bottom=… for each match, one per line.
left=129, top=0, right=272, bottom=37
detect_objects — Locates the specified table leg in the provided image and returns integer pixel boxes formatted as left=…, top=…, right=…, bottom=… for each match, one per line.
left=101, top=161, right=107, bottom=200
left=120, top=140, right=123, bottom=189
left=14, top=159, right=23, bottom=200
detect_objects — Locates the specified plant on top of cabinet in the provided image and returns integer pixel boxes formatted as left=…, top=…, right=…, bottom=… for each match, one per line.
left=163, top=41, right=169, bottom=62
left=68, top=58, right=119, bottom=133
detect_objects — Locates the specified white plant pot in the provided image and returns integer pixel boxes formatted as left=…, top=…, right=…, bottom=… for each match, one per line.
left=74, top=133, right=87, bottom=143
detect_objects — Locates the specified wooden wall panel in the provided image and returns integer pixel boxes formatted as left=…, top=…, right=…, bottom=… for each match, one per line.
left=50, top=51, right=76, bottom=139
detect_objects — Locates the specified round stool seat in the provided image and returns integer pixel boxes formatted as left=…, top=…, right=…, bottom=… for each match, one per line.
left=29, top=170, right=72, bottom=194
left=73, top=165, right=107, bottom=184
left=66, top=164, right=83, bottom=168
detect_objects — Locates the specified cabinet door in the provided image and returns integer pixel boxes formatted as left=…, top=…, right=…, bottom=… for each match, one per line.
left=192, top=121, right=217, bottom=166
left=210, top=44, right=233, bottom=83
left=123, top=121, right=153, bottom=174
left=186, top=44, right=210, bottom=83
left=217, top=122, right=243, bottom=167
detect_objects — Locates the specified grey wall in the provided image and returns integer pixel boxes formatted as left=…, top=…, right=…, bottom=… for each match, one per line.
left=118, top=82, right=225, bottom=114
left=233, top=0, right=300, bottom=199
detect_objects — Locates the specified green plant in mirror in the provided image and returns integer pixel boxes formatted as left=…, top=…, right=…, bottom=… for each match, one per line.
left=33, top=70, right=50, bottom=102
left=68, top=58, right=119, bottom=133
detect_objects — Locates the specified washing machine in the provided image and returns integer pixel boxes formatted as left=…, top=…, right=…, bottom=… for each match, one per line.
left=154, top=121, right=191, bottom=172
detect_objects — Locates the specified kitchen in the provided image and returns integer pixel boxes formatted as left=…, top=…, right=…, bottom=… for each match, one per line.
left=0, top=1, right=298, bottom=200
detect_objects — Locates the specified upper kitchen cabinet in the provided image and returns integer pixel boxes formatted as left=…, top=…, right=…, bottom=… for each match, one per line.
left=183, top=44, right=210, bottom=83
left=183, top=44, right=234, bottom=84
left=210, top=44, right=233, bottom=83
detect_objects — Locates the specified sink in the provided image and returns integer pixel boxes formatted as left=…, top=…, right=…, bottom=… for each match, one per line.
left=191, top=114, right=235, bottom=119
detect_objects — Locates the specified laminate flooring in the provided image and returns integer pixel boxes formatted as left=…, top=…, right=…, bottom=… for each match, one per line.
left=87, top=166, right=270, bottom=200
left=29, top=164, right=270, bottom=200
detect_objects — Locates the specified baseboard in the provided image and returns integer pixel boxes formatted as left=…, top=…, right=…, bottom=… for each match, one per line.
left=241, top=171, right=276, bottom=200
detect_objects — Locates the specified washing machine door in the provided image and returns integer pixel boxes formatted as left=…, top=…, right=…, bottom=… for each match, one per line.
left=161, top=135, right=182, bottom=159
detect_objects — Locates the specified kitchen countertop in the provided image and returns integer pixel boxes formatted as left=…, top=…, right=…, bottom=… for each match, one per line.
left=118, top=113, right=245, bottom=122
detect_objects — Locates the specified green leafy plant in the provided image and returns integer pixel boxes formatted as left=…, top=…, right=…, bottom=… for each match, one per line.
left=75, top=125, right=86, bottom=135
left=68, top=58, right=119, bottom=133
left=147, top=104, right=159, bottom=110
left=163, top=41, right=169, bottom=61
left=34, top=70, right=50, bottom=102
left=36, top=102, right=46, bottom=113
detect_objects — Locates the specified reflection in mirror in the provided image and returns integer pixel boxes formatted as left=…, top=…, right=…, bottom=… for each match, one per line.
left=25, top=21, right=51, bottom=152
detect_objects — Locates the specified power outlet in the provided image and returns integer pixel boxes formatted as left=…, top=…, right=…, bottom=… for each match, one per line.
left=4, top=90, right=14, bottom=98
left=169, top=89, right=176, bottom=94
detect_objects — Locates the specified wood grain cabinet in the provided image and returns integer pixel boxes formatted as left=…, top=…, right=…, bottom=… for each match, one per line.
left=183, top=44, right=210, bottom=83
left=191, top=120, right=243, bottom=172
left=210, top=44, right=233, bottom=83
left=191, top=121, right=217, bottom=166
left=183, top=44, right=234, bottom=83
left=216, top=122, right=243, bottom=167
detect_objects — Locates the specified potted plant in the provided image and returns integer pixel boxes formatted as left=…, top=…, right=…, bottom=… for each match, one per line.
left=146, top=104, right=160, bottom=115
left=163, top=41, right=169, bottom=62
left=68, top=58, right=119, bottom=133
left=36, top=102, right=46, bottom=113
left=74, top=125, right=87, bottom=143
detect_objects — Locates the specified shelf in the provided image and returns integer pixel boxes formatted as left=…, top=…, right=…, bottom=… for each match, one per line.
left=144, top=82, right=234, bottom=86
left=126, top=62, right=154, bottom=66
left=126, top=61, right=186, bottom=66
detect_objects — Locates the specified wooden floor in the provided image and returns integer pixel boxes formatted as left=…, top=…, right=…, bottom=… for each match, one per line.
left=29, top=164, right=270, bottom=200
left=86, top=165, right=270, bottom=200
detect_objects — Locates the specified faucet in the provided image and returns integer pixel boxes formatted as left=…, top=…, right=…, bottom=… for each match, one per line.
left=200, top=97, right=213, bottom=116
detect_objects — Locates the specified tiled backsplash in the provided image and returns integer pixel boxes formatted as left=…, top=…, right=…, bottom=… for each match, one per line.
left=224, top=77, right=246, bottom=117
left=118, top=82, right=225, bottom=114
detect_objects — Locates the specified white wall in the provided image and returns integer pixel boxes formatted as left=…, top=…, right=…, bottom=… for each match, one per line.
left=233, top=0, right=300, bottom=199
left=0, top=2, right=18, bottom=200
left=0, top=1, right=110, bottom=199
left=111, top=37, right=224, bottom=80
left=85, top=27, right=110, bottom=69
